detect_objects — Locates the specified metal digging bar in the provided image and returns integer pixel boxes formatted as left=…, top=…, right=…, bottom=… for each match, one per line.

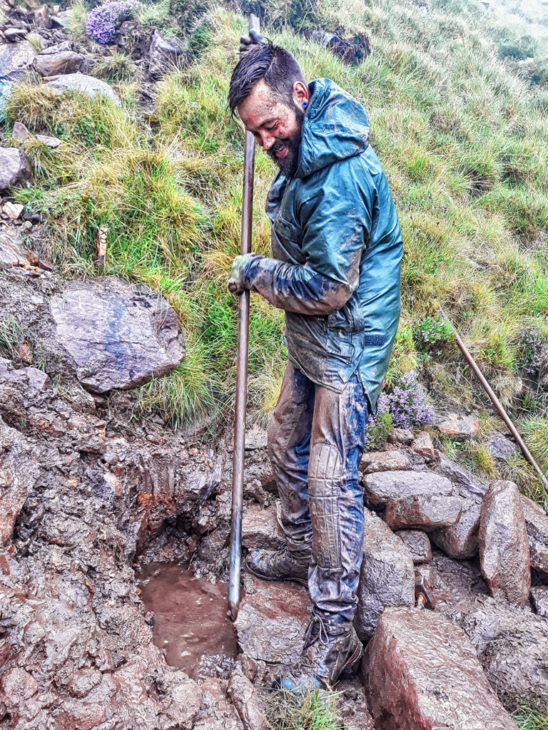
left=228, top=13, right=261, bottom=622
left=439, top=305, right=548, bottom=491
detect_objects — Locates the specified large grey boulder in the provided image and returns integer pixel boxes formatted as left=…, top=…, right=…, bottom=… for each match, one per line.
left=396, top=529, right=432, bottom=563
left=363, top=607, right=519, bottom=729
left=479, top=480, right=530, bottom=606
left=384, top=494, right=462, bottom=531
left=0, top=147, right=32, bottom=191
left=0, top=40, right=36, bottom=80
left=44, top=73, right=121, bottom=105
left=364, top=470, right=453, bottom=506
left=521, top=495, right=548, bottom=576
left=50, top=277, right=184, bottom=393
left=354, top=508, right=415, bottom=641
left=462, top=600, right=548, bottom=712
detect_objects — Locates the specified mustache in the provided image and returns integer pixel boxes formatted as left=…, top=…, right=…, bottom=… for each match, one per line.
left=269, top=139, right=289, bottom=155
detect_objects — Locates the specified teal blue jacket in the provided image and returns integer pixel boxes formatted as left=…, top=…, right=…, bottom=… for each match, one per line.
left=241, top=78, right=403, bottom=414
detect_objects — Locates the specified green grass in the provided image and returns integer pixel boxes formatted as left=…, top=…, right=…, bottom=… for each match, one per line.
left=264, top=689, right=343, bottom=730
left=513, top=706, right=548, bottom=730
left=2, top=1, right=547, bottom=497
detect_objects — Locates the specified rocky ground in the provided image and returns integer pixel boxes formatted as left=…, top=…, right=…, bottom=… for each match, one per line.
left=1, top=2, right=548, bottom=729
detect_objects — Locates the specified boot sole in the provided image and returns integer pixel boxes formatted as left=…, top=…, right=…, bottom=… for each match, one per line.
left=244, top=558, right=308, bottom=586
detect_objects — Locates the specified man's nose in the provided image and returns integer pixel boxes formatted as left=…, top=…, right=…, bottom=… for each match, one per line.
left=257, top=131, right=275, bottom=150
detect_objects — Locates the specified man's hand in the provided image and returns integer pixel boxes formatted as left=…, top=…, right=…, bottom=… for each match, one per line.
left=239, top=29, right=265, bottom=55
left=228, top=254, right=253, bottom=295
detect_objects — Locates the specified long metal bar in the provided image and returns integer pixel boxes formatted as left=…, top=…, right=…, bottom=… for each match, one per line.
left=439, top=306, right=548, bottom=490
left=228, top=13, right=260, bottom=621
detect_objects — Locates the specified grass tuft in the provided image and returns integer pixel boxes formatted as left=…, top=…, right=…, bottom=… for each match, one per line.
left=264, top=689, right=343, bottom=730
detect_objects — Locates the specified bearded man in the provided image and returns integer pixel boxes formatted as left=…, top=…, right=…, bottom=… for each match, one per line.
left=227, top=38, right=403, bottom=690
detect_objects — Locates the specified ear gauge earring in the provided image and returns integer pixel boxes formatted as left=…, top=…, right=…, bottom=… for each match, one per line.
left=302, top=101, right=308, bottom=109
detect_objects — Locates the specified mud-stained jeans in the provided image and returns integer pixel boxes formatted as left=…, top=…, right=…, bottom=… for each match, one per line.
left=267, top=362, right=369, bottom=621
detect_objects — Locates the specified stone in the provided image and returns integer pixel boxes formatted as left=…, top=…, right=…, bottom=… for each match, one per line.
left=34, top=4, right=52, bottom=29
left=487, top=431, right=518, bottom=460
left=44, top=73, right=121, bottom=106
left=396, top=530, right=432, bottom=563
left=429, top=552, right=489, bottom=619
left=360, top=449, right=412, bottom=473
left=384, top=494, right=462, bottom=531
left=50, top=277, right=185, bottom=393
left=364, top=470, right=453, bottom=506
left=0, top=78, right=11, bottom=122
left=363, top=607, right=519, bottom=729
left=35, top=133, right=61, bottom=148
left=435, top=411, right=480, bottom=438
left=520, top=495, right=548, bottom=576
left=387, top=427, right=413, bottom=445
left=354, top=509, right=415, bottom=641
left=148, top=30, right=186, bottom=80
left=192, top=678, right=241, bottom=730
left=462, top=600, right=548, bottom=713
left=227, top=669, right=268, bottom=730
left=479, top=480, right=530, bottom=606
left=0, top=147, right=32, bottom=191
left=435, top=453, right=488, bottom=498
left=0, top=40, right=35, bottom=80
left=234, top=574, right=310, bottom=666
left=2, top=202, right=24, bottom=219
left=531, top=586, right=548, bottom=618
left=242, top=504, right=284, bottom=551
left=34, top=50, right=83, bottom=77
left=410, top=430, right=436, bottom=461
left=11, top=121, right=29, bottom=141
left=4, top=28, right=27, bottom=42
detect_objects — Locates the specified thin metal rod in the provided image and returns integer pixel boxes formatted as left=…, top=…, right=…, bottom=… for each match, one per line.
left=439, top=306, right=548, bottom=490
left=228, top=13, right=260, bottom=622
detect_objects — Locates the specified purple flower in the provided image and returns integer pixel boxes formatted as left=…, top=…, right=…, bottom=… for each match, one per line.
left=385, top=370, right=435, bottom=430
left=86, top=1, right=139, bottom=45
left=517, top=326, right=548, bottom=378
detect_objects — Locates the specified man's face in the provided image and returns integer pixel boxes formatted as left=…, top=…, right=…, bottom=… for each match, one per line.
left=237, top=79, right=305, bottom=178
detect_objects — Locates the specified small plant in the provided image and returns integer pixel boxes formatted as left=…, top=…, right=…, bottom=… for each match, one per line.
left=517, top=326, right=548, bottom=379
left=413, top=316, right=453, bottom=356
left=86, top=0, right=140, bottom=45
left=264, top=688, right=342, bottom=730
left=364, top=393, right=393, bottom=451
left=385, top=370, right=435, bottom=430
left=0, top=315, right=22, bottom=359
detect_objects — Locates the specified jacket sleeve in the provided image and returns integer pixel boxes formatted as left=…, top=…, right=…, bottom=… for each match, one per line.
left=241, top=161, right=375, bottom=315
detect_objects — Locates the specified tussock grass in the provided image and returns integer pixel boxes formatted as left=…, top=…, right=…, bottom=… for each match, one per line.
left=513, top=706, right=548, bottom=730
left=264, top=689, right=342, bottom=730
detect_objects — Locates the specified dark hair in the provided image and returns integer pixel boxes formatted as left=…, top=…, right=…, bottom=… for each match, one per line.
left=228, top=42, right=305, bottom=116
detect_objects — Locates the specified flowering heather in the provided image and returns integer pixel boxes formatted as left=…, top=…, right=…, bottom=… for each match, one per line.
left=385, top=370, right=435, bottom=430
left=413, top=316, right=453, bottom=351
left=86, top=1, right=139, bottom=45
left=517, top=326, right=548, bottom=378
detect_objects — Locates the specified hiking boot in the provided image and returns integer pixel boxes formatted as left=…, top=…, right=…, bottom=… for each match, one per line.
left=273, top=609, right=363, bottom=691
left=245, top=545, right=310, bottom=585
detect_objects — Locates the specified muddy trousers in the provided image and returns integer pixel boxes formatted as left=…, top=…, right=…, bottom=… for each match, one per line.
left=268, top=362, right=369, bottom=622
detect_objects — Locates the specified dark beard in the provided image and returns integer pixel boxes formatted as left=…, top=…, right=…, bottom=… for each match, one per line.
left=267, top=107, right=304, bottom=178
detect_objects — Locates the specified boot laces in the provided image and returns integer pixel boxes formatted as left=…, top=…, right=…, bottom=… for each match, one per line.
left=303, top=611, right=334, bottom=650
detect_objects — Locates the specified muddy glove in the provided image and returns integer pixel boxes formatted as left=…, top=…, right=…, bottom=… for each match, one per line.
left=239, top=29, right=265, bottom=55
left=228, top=253, right=257, bottom=295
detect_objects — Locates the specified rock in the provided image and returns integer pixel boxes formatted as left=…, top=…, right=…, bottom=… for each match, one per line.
left=462, top=600, right=548, bottom=712
left=360, top=449, right=412, bottom=473
left=363, top=607, right=519, bottom=729
left=396, top=530, right=432, bottom=563
left=410, top=430, right=436, bottom=461
left=4, top=28, right=27, bottom=42
left=35, top=133, right=61, bottom=148
left=479, top=480, right=530, bottom=606
left=0, top=147, right=32, bottom=191
left=51, top=10, right=70, bottom=29
left=521, top=496, right=548, bottom=576
left=364, top=470, right=453, bottom=506
left=192, top=678, right=241, bottom=730
left=2, top=202, right=24, bottom=219
left=337, top=678, right=375, bottom=730
left=11, top=121, right=29, bottom=141
left=44, top=73, right=121, bottom=105
left=387, top=427, right=413, bottom=445
left=234, top=574, right=310, bottom=666
left=50, top=277, right=185, bottom=393
left=242, top=504, right=284, bottom=551
left=227, top=669, right=268, bottom=730
left=0, top=78, right=11, bottom=122
left=148, top=30, right=186, bottom=80
left=244, top=425, right=267, bottom=451
left=385, top=494, right=462, bottom=531
left=354, top=509, right=415, bottom=641
left=430, top=552, right=489, bottom=619
left=34, top=4, right=52, bottom=29
left=34, top=50, right=83, bottom=76
left=0, top=40, right=35, bottom=80
left=435, top=411, right=480, bottom=438
left=531, top=586, right=548, bottom=617
left=435, top=453, right=488, bottom=498
left=487, top=431, right=518, bottom=460
left=0, top=415, right=40, bottom=544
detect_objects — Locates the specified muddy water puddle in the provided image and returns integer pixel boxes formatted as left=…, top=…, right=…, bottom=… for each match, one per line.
left=139, top=563, right=238, bottom=678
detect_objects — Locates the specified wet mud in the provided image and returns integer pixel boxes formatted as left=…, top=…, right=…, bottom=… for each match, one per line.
left=139, top=563, right=238, bottom=679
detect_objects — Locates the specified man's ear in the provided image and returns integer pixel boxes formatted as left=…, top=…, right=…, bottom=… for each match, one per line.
left=292, top=81, right=309, bottom=108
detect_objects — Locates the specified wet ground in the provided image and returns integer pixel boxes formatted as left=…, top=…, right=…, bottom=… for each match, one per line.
left=139, top=563, right=238, bottom=679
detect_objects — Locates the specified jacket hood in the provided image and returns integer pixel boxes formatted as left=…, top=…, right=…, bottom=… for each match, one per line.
left=296, top=78, right=370, bottom=178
